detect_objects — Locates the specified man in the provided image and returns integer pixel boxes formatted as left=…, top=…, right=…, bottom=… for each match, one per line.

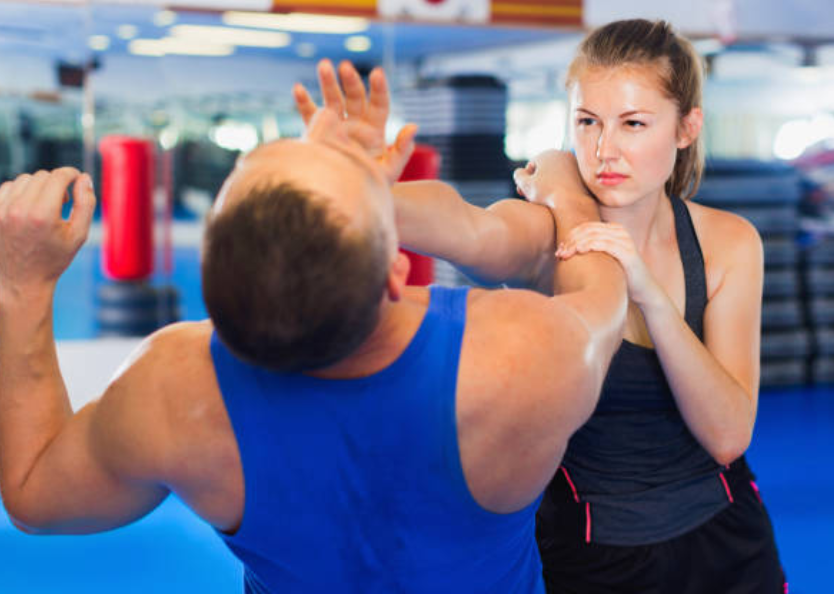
left=0, top=63, right=626, bottom=593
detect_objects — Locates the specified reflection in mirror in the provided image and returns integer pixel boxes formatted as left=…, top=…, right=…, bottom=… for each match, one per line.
left=0, top=2, right=88, bottom=182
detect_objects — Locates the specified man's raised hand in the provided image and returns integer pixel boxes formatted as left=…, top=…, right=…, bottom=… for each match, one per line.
left=0, top=168, right=95, bottom=304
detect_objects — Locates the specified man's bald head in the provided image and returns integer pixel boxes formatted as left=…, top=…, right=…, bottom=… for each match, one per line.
left=202, top=139, right=397, bottom=372
left=218, top=139, right=393, bottom=238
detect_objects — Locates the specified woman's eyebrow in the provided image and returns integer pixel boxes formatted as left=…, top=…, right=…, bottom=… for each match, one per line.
left=575, top=107, right=598, bottom=116
left=619, top=110, right=655, bottom=117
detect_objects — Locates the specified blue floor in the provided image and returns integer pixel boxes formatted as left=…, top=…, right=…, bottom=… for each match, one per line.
left=53, top=245, right=207, bottom=340
left=745, top=387, right=834, bottom=594
left=1, top=387, right=829, bottom=592
left=0, top=497, right=243, bottom=592
left=0, top=245, right=830, bottom=592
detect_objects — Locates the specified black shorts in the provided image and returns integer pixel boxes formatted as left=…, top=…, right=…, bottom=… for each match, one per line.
left=536, top=460, right=787, bottom=594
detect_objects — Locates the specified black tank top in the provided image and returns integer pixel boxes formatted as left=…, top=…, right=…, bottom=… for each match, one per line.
left=538, top=195, right=736, bottom=546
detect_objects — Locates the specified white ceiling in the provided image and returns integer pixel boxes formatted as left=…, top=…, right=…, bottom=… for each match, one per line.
left=585, top=0, right=834, bottom=40
left=0, top=1, right=833, bottom=106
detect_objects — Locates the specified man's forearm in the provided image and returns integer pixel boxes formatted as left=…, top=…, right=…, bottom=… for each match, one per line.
left=0, top=288, right=71, bottom=496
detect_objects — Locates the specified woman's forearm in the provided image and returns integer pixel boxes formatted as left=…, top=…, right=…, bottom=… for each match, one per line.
left=643, top=296, right=757, bottom=465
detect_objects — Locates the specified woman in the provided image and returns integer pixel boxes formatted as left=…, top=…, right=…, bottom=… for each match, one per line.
left=295, top=19, right=785, bottom=593
left=522, top=21, right=787, bottom=594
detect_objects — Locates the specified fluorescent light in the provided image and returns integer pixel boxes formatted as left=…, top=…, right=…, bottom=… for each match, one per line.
left=345, top=35, right=371, bottom=53
left=129, top=39, right=165, bottom=57
left=129, top=38, right=236, bottom=57
left=118, top=24, right=140, bottom=40
left=170, top=24, right=291, bottom=48
left=774, top=119, right=813, bottom=160
left=773, top=113, right=834, bottom=160
left=154, top=10, right=178, bottom=28
left=222, top=11, right=368, bottom=34
left=210, top=121, right=260, bottom=153
left=88, top=35, right=111, bottom=52
left=160, top=127, right=180, bottom=151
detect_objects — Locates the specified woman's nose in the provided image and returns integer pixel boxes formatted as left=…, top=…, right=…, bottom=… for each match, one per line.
left=595, top=128, right=620, bottom=161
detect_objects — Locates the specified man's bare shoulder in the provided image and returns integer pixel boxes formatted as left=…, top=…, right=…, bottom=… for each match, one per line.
left=93, top=320, right=243, bottom=527
left=95, top=321, right=221, bottom=470
left=466, top=286, right=568, bottom=334
left=461, top=287, right=590, bottom=400
left=147, top=320, right=215, bottom=383
left=108, top=321, right=214, bottom=401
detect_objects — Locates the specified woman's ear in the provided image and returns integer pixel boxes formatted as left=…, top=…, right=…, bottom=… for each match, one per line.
left=677, top=107, right=704, bottom=149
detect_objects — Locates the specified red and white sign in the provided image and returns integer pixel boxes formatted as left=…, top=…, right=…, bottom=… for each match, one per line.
left=378, top=0, right=490, bottom=24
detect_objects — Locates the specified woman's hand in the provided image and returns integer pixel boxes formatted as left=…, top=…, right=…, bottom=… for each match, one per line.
left=294, top=59, right=418, bottom=185
left=556, top=222, right=664, bottom=308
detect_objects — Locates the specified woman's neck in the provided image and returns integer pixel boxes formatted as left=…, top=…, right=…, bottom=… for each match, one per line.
left=598, top=190, right=673, bottom=254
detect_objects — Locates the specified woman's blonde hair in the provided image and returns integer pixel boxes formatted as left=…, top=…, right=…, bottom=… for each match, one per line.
left=566, top=19, right=705, bottom=199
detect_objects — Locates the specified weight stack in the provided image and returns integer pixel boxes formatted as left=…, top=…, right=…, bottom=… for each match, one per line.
left=96, top=281, right=181, bottom=337
left=400, top=75, right=513, bottom=288
left=803, top=236, right=834, bottom=385
left=697, top=158, right=808, bottom=386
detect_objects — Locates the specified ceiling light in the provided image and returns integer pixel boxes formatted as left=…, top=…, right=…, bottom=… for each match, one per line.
left=170, top=25, right=291, bottom=48
left=129, top=40, right=165, bottom=57
left=88, top=35, right=111, bottom=52
left=210, top=121, right=260, bottom=153
left=773, top=114, right=834, bottom=160
left=160, top=126, right=180, bottom=151
left=345, top=35, right=372, bottom=53
left=129, top=38, right=235, bottom=58
left=222, top=11, right=368, bottom=34
left=118, top=24, right=140, bottom=40
left=154, top=10, right=178, bottom=28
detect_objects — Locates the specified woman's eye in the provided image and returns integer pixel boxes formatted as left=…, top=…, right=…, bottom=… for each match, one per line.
left=576, top=117, right=596, bottom=126
left=625, top=120, right=645, bottom=128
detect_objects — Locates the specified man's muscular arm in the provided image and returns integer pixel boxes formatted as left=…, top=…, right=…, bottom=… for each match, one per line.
left=0, top=169, right=171, bottom=534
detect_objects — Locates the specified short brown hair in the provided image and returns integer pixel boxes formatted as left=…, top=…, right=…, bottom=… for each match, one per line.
left=567, top=19, right=705, bottom=199
left=202, top=182, right=390, bottom=372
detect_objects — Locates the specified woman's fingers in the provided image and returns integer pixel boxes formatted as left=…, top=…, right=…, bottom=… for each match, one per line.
left=293, top=83, right=318, bottom=125
left=317, top=59, right=347, bottom=115
left=339, top=60, right=367, bottom=119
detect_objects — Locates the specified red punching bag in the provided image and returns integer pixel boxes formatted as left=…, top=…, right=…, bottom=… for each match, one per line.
left=99, top=136, right=155, bottom=281
left=398, top=144, right=440, bottom=286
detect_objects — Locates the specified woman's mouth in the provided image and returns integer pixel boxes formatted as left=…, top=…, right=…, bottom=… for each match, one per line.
left=597, top=172, right=628, bottom=186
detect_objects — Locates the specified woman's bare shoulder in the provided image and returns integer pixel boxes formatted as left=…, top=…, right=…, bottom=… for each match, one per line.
left=684, top=200, right=763, bottom=297
left=686, top=200, right=762, bottom=253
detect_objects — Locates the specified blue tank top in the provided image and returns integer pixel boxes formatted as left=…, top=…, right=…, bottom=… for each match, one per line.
left=538, top=195, right=736, bottom=546
left=210, top=285, right=544, bottom=594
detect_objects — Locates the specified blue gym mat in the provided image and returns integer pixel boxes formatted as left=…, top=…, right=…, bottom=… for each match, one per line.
left=0, top=244, right=829, bottom=593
